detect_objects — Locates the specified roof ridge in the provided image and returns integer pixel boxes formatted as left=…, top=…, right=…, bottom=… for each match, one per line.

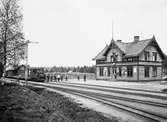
left=115, top=38, right=152, bottom=44
left=93, top=36, right=157, bottom=61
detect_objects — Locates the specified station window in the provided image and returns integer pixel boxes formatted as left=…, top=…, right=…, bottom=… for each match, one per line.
left=107, top=67, right=110, bottom=76
left=99, top=67, right=104, bottom=76
left=152, top=52, right=157, bottom=61
left=111, top=53, right=118, bottom=62
left=127, top=66, right=133, bottom=77
left=119, top=67, right=122, bottom=77
left=144, top=51, right=150, bottom=61
left=113, top=67, right=117, bottom=74
left=152, top=66, right=157, bottom=77
left=127, top=58, right=132, bottom=62
left=110, top=56, right=114, bottom=62
left=145, top=66, right=149, bottom=77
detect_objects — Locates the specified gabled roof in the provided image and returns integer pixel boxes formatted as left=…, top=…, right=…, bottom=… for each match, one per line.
left=93, top=36, right=165, bottom=60
left=103, top=39, right=126, bottom=56
left=124, top=39, right=152, bottom=57
left=93, top=45, right=108, bottom=60
left=114, top=41, right=128, bottom=53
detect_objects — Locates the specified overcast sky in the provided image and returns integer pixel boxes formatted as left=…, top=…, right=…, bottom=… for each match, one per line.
left=22, top=0, right=167, bottom=67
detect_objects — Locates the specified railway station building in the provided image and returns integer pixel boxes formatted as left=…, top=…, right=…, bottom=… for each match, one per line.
left=93, top=36, right=165, bottom=81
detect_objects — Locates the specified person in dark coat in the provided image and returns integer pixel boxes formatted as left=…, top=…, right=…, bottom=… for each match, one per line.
left=65, top=75, right=68, bottom=81
left=54, top=75, right=57, bottom=82
left=47, top=75, right=49, bottom=82
left=60, top=75, right=63, bottom=81
left=77, top=75, right=80, bottom=81
left=50, top=75, right=52, bottom=82
left=83, top=74, right=86, bottom=81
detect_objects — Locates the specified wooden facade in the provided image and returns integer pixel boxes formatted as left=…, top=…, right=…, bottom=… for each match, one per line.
left=93, top=36, right=165, bottom=81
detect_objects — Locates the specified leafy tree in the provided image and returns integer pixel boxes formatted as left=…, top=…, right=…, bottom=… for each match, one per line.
left=48, top=65, right=95, bottom=74
left=0, top=0, right=25, bottom=75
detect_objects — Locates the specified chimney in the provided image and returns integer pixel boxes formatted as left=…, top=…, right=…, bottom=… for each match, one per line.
left=134, top=36, right=140, bottom=42
left=117, top=40, right=122, bottom=42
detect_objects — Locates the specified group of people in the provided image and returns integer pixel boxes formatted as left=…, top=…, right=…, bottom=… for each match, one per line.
left=45, top=74, right=68, bottom=82
left=45, top=74, right=87, bottom=82
left=77, top=74, right=87, bottom=81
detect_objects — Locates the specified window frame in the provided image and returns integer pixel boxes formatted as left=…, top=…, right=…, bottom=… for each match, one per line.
left=152, top=52, right=157, bottom=61
left=127, top=66, right=133, bottom=77
left=110, top=56, right=114, bottom=62
left=119, top=67, right=122, bottom=77
left=145, top=66, right=150, bottom=77
left=107, top=67, right=110, bottom=76
left=152, top=66, right=157, bottom=77
left=144, top=51, right=150, bottom=61
left=99, top=67, right=104, bottom=76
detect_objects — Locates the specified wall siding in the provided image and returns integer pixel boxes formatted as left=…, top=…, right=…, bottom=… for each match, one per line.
left=117, top=66, right=137, bottom=81
left=138, top=66, right=162, bottom=81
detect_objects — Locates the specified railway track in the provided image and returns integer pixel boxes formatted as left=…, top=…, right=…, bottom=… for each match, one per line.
left=55, top=81, right=166, bottom=94
left=67, top=91, right=167, bottom=122
left=28, top=82, right=167, bottom=122
left=29, top=81, right=167, bottom=108
left=5, top=78, right=167, bottom=122
left=48, top=82, right=167, bottom=100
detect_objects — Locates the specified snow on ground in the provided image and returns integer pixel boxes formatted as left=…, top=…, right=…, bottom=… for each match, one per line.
left=62, top=79, right=167, bottom=92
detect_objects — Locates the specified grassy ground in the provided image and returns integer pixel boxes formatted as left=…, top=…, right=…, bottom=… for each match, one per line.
left=0, top=82, right=120, bottom=122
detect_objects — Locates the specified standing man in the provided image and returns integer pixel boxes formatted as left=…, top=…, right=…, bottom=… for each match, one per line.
left=60, top=75, right=63, bottom=81
left=54, top=74, right=57, bottom=82
left=47, top=75, right=49, bottom=82
left=77, top=75, right=80, bottom=81
left=57, top=74, right=60, bottom=82
left=65, top=74, right=68, bottom=81
left=83, top=74, right=86, bottom=81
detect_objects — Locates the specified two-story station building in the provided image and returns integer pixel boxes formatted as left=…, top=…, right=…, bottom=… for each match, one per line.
left=93, top=36, right=165, bottom=81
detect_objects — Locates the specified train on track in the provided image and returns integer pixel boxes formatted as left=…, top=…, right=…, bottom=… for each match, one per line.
left=6, top=66, right=46, bottom=82
left=5, top=65, right=96, bottom=82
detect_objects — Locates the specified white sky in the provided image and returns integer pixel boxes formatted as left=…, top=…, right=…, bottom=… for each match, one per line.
left=22, top=0, right=167, bottom=67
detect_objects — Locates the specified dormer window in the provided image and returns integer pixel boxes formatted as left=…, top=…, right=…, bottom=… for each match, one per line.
left=110, top=56, right=114, bottom=62
left=113, top=56, right=117, bottom=62
left=110, top=53, right=118, bottom=62
left=144, top=51, right=150, bottom=61
left=113, top=53, right=118, bottom=62
left=152, top=52, right=157, bottom=61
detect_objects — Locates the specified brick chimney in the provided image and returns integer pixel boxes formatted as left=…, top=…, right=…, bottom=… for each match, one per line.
left=134, top=36, right=140, bottom=42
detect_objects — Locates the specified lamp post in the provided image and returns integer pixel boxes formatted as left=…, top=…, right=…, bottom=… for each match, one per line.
left=25, top=40, right=38, bottom=85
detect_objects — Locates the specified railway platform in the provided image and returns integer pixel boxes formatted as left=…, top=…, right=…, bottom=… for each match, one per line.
left=59, top=79, right=167, bottom=92
left=2, top=77, right=167, bottom=92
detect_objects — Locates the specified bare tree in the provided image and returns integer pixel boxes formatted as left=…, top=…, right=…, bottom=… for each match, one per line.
left=0, top=0, right=25, bottom=76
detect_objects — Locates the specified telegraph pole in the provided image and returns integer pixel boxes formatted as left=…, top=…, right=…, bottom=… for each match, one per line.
left=25, top=40, right=29, bottom=85
left=25, top=40, right=38, bottom=85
